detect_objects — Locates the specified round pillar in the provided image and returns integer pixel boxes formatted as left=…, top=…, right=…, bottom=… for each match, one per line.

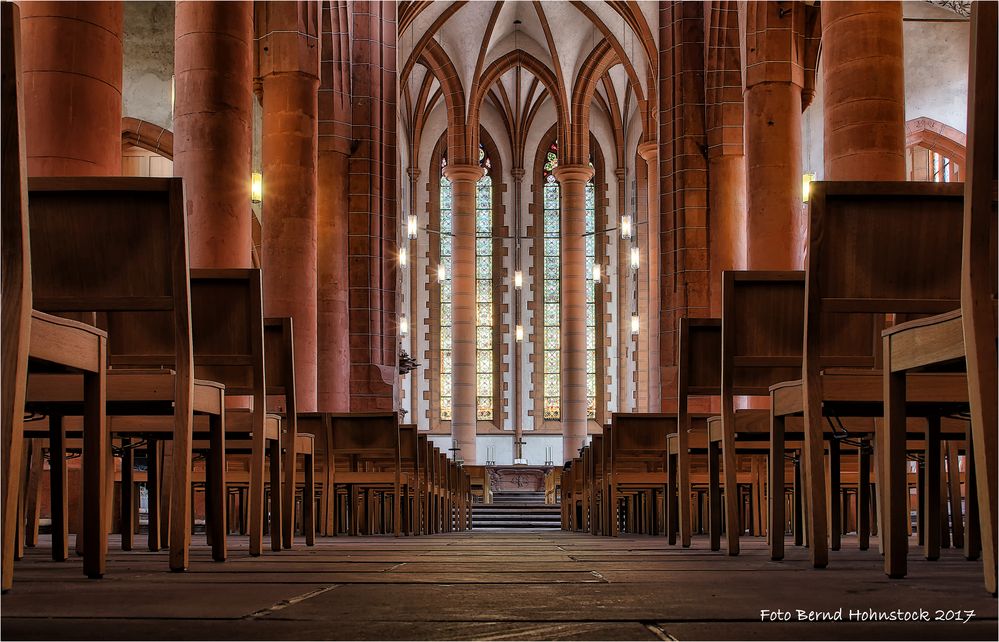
left=637, top=142, right=661, bottom=412
left=822, top=1, right=906, bottom=180
left=21, top=1, right=123, bottom=176
left=174, top=0, right=254, bottom=268
left=553, top=164, right=594, bottom=463
left=744, top=81, right=805, bottom=270
left=707, top=154, right=747, bottom=315
left=443, top=164, right=484, bottom=465
left=317, top=149, right=351, bottom=412
left=261, top=70, right=320, bottom=411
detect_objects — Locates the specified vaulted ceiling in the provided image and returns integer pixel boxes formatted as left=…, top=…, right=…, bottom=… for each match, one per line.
left=398, top=1, right=659, bottom=168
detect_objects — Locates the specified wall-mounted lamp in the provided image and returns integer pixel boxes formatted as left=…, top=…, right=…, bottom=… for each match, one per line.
left=802, top=173, right=816, bottom=203
left=407, top=214, right=418, bottom=240
left=630, top=247, right=640, bottom=270
left=399, top=247, right=407, bottom=267
left=250, top=172, right=262, bottom=203
left=513, top=269, right=523, bottom=289
left=515, top=324, right=524, bottom=342
left=631, top=314, right=640, bottom=335
left=620, top=215, right=632, bottom=240
left=592, top=263, right=601, bottom=283
left=437, top=262, right=446, bottom=283
left=400, top=315, right=409, bottom=337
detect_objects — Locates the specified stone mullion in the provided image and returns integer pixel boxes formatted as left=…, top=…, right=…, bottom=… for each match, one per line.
left=554, top=165, right=594, bottom=462
left=443, top=164, right=484, bottom=464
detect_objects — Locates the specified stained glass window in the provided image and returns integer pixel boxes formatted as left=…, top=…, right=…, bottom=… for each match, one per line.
left=584, top=171, right=597, bottom=419
left=542, top=141, right=561, bottom=420
left=439, top=145, right=494, bottom=422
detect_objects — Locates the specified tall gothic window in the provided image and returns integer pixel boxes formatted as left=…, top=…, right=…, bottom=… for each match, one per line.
left=542, top=143, right=561, bottom=419
left=584, top=173, right=597, bottom=419
left=541, top=141, right=598, bottom=421
left=439, top=146, right=494, bottom=421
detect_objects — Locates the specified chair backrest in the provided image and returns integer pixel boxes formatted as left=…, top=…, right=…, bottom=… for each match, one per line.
left=399, top=423, right=418, bottom=470
left=722, top=271, right=806, bottom=397
left=611, top=413, right=674, bottom=468
left=805, top=182, right=964, bottom=317
left=678, top=317, right=721, bottom=396
left=264, top=317, right=295, bottom=404
left=328, top=413, right=401, bottom=470
left=27, top=176, right=194, bottom=382
left=2, top=2, right=32, bottom=494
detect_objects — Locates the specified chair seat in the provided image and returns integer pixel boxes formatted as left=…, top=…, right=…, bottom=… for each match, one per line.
left=28, top=310, right=106, bottom=373
left=25, top=370, right=224, bottom=415
left=770, top=371, right=968, bottom=416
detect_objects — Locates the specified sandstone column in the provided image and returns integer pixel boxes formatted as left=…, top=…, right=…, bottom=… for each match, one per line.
left=554, top=165, right=594, bottom=462
left=822, top=1, right=906, bottom=180
left=259, top=4, right=320, bottom=412
left=21, top=1, right=123, bottom=176
left=317, top=148, right=351, bottom=412
left=637, top=143, right=661, bottom=412
left=744, top=83, right=803, bottom=269
left=317, top=0, right=351, bottom=413
left=174, top=1, right=254, bottom=269
left=743, top=4, right=806, bottom=270
left=444, top=164, right=484, bottom=465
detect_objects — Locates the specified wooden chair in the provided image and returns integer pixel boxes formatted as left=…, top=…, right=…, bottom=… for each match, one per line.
left=881, top=3, right=997, bottom=591
left=263, top=317, right=299, bottom=549
left=675, top=317, right=721, bottom=546
left=24, top=176, right=212, bottom=572
left=327, top=413, right=403, bottom=536
left=1, top=1, right=109, bottom=590
left=779, top=182, right=966, bottom=570
left=608, top=413, right=673, bottom=536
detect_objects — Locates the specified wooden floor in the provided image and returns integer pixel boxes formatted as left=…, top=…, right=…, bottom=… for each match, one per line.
left=2, top=531, right=996, bottom=640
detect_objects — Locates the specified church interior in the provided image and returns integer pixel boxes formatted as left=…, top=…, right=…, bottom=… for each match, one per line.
left=1, top=0, right=997, bottom=640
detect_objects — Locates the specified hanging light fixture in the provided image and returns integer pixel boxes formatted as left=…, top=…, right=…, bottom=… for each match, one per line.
left=514, top=269, right=523, bottom=289
left=407, top=214, right=418, bottom=240
left=437, top=262, right=446, bottom=283
left=620, top=214, right=632, bottom=240
left=630, top=247, right=640, bottom=270
left=631, top=314, right=640, bottom=335
left=801, top=173, right=816, bottom=203
left=592, top=263, right=602, bottom=283
left=250, top=172, right=262, bottom=203
left=400, top=315, right=409, bottom=337
left=399, top=247, right=408, bottom=267
left=515, top=324, right=524, bottom=342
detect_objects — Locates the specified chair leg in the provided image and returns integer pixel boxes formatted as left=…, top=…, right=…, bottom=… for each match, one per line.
left=829, top=439, right=841, bottom=552
left=708, top=440, right=721, bottom=551
left=770, top=409, right=786, bottom=561
left=304, top=454, right=315, bottom=546
left=121, top=438, right=134, bottom=551
left=269, top=438, right=282, bottom=552
left=49, top=415, right=68, bottom=562
left=82, top=362, right=107, bottom=579
left=859, top=438, right=871, bottom=551
left=147, top=439, right=161, bottom=551
left=946, top=442, right=964, bottom=548
left=883, top=358, right=908, bottom=579
left=924, top=417, right=941, bottom=561
left=207, top=413, right=226, bottom=562
left=24, top=439, right=42, bottom=548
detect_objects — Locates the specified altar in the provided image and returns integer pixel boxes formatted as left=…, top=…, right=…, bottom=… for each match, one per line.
left=486, top=465, right=557, bottom=493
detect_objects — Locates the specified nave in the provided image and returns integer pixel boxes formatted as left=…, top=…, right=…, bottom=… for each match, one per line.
left=3, top=531, right=997, bottom=641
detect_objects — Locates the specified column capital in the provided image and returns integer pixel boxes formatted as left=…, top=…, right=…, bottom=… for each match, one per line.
left=637, top=141, right=658, bottom=163
left=552, top=164, right=593, bottom=184
left=407, top=166, right=422, bottom=180
left=614, top=167, right=626, bottom=181
left=443, top=163, right=484, bottom=183
left=511, top=167, right=526, bottom=181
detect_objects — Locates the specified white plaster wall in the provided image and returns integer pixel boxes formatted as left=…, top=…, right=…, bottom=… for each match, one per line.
left=521, top=435, right=564, bottom=467
left=476, top=436, right=514, bottom=465
left=122, top=1, right=174, bottom=130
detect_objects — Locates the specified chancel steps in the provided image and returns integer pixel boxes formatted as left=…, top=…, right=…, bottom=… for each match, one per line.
left=472, top=491, right=560, bottom=530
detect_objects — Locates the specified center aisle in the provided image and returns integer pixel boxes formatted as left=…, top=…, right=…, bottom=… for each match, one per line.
left=3, top=532, right=996, bottom=640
